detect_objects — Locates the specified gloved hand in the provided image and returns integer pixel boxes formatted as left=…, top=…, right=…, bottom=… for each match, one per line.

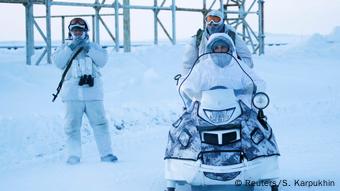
left=76, top=40, right=90, bottom=53
left=68, top=38, right=85, bottom=51
left=82, top=42, right=90, bottom=53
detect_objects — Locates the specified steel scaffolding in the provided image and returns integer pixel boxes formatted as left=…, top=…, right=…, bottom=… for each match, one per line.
left=223, top=0, right=265, bottom=54
left=0, top=0, right=265, bottom=65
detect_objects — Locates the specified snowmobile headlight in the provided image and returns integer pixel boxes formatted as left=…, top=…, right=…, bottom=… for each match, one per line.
left=252, top=92, right=270, bottom=109
left=203, top=108, right=235, bottom=124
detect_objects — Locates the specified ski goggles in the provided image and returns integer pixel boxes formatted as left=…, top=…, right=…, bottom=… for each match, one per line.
left=70, top=18, right=86, bottom=26
left=205, top=15, right=223, bottom=25
left=69, top=18, right=88, bottom=31
left=69, top=24, right=86, bottom=32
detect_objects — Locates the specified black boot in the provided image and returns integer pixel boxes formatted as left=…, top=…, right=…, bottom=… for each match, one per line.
left=101, top=154, right=118, bottom=162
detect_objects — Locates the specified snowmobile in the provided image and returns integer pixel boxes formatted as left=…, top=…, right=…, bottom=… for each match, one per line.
left=165, top=53, right=280, bottom=191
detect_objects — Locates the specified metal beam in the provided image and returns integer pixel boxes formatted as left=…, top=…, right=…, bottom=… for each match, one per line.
left=35, top=48, right=47, bottom=65
left=34, top=13, right=122, bottom=18
left=114, top=0, right=120, bottom=51
left=0, top=0, right=44, bottom=3
left=45, top=0, right=51, bottom=64
left=157, top=17, right=173, bottom=42
left=203, top=0, right=207, bottom=27
left=258, top=0, right=264, bottom=54
left=153, top=0, right=168, bottom=44
left=123, top=0, right=131, bottom=52
left=33, top=20, right=47, bottom=43
left=245, top=24, right=255, bottom=53
left=61, top=16, right=65, bottom=43
left=50, top=1, right=115, bottom=8
left=208, top=0, right=217, bottom=10
left=92, top=15, right=95, bottom=42
left=98, top=15, right=116, bottom=42
left=171, top=0, right=176, bottom=44
left=220, top=0, right=224, bottom=14
left=121, top=4, right=203, bottom=12
left=24, top=1, right=34, bottom=65
left=153, top=0, right=158, bottom=45
left=94, top=0, right=100, bottom=43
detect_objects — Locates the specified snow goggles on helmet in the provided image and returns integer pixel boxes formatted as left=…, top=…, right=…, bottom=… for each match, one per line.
left=70, top=18, right=86, bottom=25
left=205, top=15, right=223, bottom=25
left=68, top=18, right=88, bottom=31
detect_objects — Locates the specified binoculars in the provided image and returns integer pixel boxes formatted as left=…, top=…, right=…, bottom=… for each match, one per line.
left=78, top=75, right=94, bottom=87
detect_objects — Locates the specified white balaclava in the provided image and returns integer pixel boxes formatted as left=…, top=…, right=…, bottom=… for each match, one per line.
left=206, top=33, right=235, bottom=68
left=71, top=30, right=87, bottom=41
left=205, top=10, right=225, bottom=35
left=68, top=18, right=89, bottom=41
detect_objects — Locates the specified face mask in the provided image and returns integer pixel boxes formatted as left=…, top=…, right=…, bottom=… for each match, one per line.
left=210, top=53, right=232, bottom=68
left=207, top=24, right=224, bottom=34
left=71, top=32, right=86, bottom=41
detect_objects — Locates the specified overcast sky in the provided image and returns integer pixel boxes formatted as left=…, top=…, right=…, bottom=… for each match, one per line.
left=0, top=0, right=339, bottom=42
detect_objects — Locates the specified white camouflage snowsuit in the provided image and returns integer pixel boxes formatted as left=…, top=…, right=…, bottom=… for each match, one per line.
left=52, top=40, right=113, bottom=158
left=181, top=33, right=264, bottom=108
left=182, top=24, right=253, bottom=75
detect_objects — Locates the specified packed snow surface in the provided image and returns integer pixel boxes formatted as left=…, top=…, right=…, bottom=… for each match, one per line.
left=0, top=29, right=340, bottom=191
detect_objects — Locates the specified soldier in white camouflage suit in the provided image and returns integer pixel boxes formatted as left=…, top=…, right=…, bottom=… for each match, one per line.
left=53, top=18, right=118, bottom=165
left=181, top=10, right=253, bottom=76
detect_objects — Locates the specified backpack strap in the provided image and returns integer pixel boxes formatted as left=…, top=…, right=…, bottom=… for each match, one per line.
left=227, top=30, right=242, bottom=60
left=227, top=30, right=236, bottom=45
left=195, top=28, right=204, bottom=48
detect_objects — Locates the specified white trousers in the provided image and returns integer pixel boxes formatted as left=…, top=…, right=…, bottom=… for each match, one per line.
left=64, top=101, right=112, bottom=158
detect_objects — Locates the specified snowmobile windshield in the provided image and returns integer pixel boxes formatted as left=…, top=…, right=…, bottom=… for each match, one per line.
left=179, top=52, right=256, bottom=108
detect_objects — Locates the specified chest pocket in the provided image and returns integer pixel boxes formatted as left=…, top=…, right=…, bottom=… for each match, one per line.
left=71, top=57, right=93, bottom=78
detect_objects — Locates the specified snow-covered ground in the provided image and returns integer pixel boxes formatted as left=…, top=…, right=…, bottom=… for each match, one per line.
left=0, top=28, right=340, bottom=191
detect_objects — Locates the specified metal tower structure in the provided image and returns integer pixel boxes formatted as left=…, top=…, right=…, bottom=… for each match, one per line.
left=0, top=0, right=265, bottom=65
left=223, top=0, right=265, bottom=54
